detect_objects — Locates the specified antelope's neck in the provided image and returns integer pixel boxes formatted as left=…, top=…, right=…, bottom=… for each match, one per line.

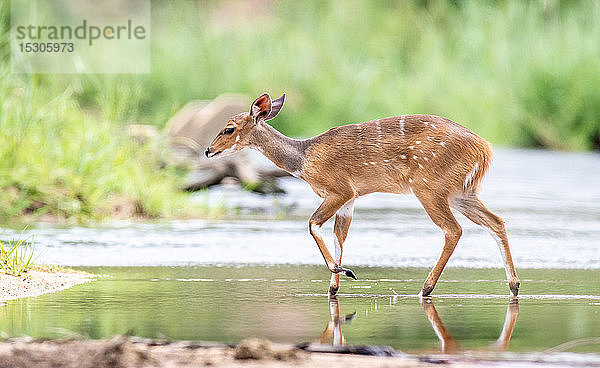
left=249, top=123, right=306, bottom=175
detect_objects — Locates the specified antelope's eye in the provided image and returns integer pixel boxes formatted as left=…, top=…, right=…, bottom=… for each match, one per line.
left=223, top=127, right=235, bottom=135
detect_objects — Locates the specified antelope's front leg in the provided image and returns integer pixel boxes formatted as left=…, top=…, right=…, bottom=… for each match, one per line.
left=309, top=196, right=357, bottom=294
left=329, top=200, right=355, bottom=295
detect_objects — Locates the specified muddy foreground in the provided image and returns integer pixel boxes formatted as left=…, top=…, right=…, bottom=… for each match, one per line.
left=0, top=336, right=593, bottom=368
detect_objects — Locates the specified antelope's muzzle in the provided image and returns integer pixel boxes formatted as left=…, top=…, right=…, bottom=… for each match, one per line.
left=205, top=147, right=222, bottom=158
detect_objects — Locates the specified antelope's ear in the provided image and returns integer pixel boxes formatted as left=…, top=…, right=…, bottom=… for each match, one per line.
left=265, top=93, right=285, bottom=121
left=250, top=93, right=272, bottom=124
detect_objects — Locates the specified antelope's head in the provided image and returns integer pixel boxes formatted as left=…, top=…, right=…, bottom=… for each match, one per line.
left=205, top=92, right=285, bottom=158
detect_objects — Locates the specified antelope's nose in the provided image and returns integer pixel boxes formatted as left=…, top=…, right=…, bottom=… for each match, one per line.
left=204, top=148, right=210, bottom=157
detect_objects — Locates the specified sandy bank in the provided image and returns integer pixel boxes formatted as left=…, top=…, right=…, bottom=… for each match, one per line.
left=0, top=336, right=595, bottom=368
left=0, top=268, right=93, bottom=303
left=0, top=336, right=448, bottom=368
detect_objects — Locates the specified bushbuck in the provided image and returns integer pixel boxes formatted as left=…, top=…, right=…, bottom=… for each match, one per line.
left=205, top=92, right=520, bottom=298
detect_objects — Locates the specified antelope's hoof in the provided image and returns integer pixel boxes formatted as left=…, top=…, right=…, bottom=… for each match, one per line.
left=420, top=284, right=434, bottom=297
left=329, top=285, right=339, bottom=295
left=332, top=265, right=357, bottom=280
left=344, top=268, right=358, bottom=280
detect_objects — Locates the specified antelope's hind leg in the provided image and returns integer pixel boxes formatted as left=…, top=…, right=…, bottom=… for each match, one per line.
left=329, top=200, right=355, bottom=295
left=414, top=190, right=463, bottom=297
left=451, top=194, right=520, bottom=297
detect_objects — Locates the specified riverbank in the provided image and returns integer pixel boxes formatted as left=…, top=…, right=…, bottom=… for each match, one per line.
left=0, top=267, right=93, bottom=303
left=1, top=336, right=595, bottom=368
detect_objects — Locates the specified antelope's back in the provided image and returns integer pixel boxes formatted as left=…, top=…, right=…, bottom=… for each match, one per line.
left=302, top=115, right=492, bottom=197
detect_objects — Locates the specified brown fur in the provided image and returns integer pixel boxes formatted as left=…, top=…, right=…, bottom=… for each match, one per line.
left=300, top=114, right=491, bottom=199
left=206, top=93, right=520, bottom=298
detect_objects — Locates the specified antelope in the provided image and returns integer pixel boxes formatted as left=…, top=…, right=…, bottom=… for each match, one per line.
left=205, top=92, right=520, bottom=298
left=317, top=297, right=519, bottom=352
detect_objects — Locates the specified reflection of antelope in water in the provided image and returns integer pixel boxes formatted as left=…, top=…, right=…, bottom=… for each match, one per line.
left=317, top=297, right=519, bottom=352
left=422, top=299, right=520, bottom=353
left=319, top=296, right=356, bottom=345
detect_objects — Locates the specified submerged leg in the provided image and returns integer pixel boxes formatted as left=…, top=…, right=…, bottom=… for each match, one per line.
left=309, top=195, right=357, bottom=284
left=415, top=190, right=462, bottom=297
left=451, top=194, right=520, bottom=297
left=329, top=200, right=355, bottom=295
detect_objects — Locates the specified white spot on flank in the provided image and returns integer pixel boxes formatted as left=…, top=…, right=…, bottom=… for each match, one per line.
left=463, top=162, right=479, bottom=190
left=383, top=159, right=390, bottom=162
left=430, top=123, right=437, bottom=129
left=427, top=136, right=434, bottom=140
left=409, top=146, right=414, bottom=149
left=424, top=121, right=429, bottom=125
left=369, top=161, right=376, bottom=165
left=440, top=142, right=446, bottom=147
left=363, top=162, right=369, bottom=166
left=423, top=178, right=428, bottom=182
left=419, top=149, right=424, bottom=153
left=235, top=135, right=240, bottom=142
left=400, top=155, right=407, bottom=159
left=418, top=163, right=424, bottom=169
left=399, top=117, right=405, bottom=135
left=423, top=157, right=428, bottom=161
left=415, top=140, right=421, bottom=144
left=408, top=178, right=413, bottom=183
left=432, top=152, right=437, bottom=158
left=413, top=155, right=418, bottom=160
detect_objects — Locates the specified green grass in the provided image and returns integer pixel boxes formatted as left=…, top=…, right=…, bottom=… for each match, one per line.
left=0, top=66, right=197, bottom=223
left=2, top=0, right=600, bottom=222
left=0, top=237, right=35, bottom=276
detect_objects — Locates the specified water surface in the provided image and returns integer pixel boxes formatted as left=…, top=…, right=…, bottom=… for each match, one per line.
left=2, top=265, right=599, bottom=354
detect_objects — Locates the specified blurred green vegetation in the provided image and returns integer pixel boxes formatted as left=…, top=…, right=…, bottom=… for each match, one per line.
left=2, top=0, right=600, bottom=222
left=0, top=0, right=196, bottom=223
left=79, top=0, right=600, bottom=150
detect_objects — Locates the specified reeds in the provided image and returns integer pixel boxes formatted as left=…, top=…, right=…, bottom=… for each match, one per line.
left=0, top=237, right=35, bottom=276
